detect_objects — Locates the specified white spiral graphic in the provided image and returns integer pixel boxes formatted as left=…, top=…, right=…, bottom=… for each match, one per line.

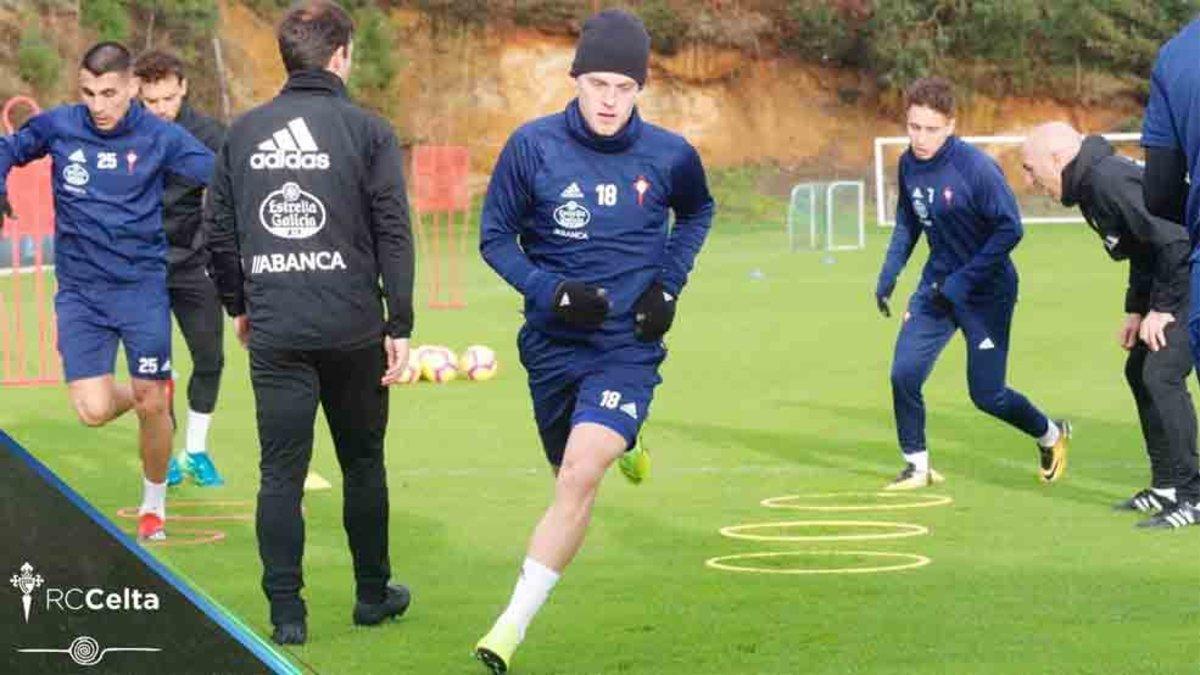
left=17, top=635, right=161, bottom=666
left=68, top=636, right=101, bottom=666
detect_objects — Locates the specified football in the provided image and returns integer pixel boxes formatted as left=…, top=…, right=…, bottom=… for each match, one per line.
left=419, top=345, right=458, bottom=383
left=458, top=345, right=498, bottom=381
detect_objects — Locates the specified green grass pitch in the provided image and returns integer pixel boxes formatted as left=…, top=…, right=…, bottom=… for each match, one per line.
left=2, top=179, right=1198, bottom=673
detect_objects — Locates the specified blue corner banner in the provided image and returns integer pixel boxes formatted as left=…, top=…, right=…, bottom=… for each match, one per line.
left=0, top=430, right=300, bottom=674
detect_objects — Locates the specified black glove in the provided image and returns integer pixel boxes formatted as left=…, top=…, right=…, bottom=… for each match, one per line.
left=553, top=281, right=609, bottom=330
left=634, top=280, right=676, bottom=342
left=875, top=293, right=891, bottom=318
left=874, top=277, right=895, bottom=318
left=930, top=282, right=953, bottom=314
left=0, top=193, right=13, bottom=221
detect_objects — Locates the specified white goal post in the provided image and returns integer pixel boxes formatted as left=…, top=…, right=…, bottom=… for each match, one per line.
left=786, top=180, right=865, bottom=252
left=872, top=132, right=1143, bottom=227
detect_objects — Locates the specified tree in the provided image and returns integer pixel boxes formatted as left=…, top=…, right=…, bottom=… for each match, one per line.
left=349, top=6, right=397, bottom=94
left=17, top=24, right=63, bottom=92
left=81, top=0, right=131, bottom=42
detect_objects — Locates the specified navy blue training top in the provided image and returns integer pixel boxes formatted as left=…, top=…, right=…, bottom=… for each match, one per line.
left=480, top=99, right=715, bottom=346
left=876, top=136, right=1022, bottom=304
left=1143, top=17, right=1200, bottom=250
left=0, top=102, right=214, bottom=288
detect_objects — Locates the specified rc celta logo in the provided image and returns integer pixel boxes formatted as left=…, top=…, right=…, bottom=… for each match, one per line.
left=9, top=560, right=161, bottom=624
left=10, top=561, right=43, bottom=623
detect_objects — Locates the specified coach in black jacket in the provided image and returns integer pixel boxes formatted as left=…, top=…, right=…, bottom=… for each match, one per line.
left=1022, top=122, right=1200, bottom=529
left=206, top=1, right=415, bottom=643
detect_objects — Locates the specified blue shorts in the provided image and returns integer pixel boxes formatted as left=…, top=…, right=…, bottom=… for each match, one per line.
left=518, top=325, right=666, bottom=466
left=55, top=283, right=173, bottom=382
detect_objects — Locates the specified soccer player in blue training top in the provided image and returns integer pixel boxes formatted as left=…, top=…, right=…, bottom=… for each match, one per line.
left=0, top=42, right=215, bottom=541
left=1143, top=21, right=1200, bottom=366
left=473, top=9, right=714, bottom=672
left=874, top=77, right=1069, bottom=491
left=1140, top=19, right=1200, bottom=529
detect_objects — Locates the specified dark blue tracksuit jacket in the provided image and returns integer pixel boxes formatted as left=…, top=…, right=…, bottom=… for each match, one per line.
left=1143, top=17, right=1200, bottom=367
left=876, top=136, right=1048, bottom=455
left=480, top=100, right=714, bottom=349
left=876, top=136, right=1020, bottom=304
left=0, top=102, right=215, bottom=289
left=1143, top=18, right=1200, bottom=249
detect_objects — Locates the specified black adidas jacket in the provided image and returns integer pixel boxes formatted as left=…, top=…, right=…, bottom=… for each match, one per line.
left=165, top=102, right=225, bottom=270
left=206, top=70, right=414, bottom=349
left=1061, top=135, right=1190, bottom=315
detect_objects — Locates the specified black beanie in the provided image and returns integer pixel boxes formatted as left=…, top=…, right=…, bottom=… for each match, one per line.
left=569, top=10, right=651, bottom=87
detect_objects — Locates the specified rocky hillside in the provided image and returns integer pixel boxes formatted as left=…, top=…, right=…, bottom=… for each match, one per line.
left=0, top=1, right=1150, bottom=178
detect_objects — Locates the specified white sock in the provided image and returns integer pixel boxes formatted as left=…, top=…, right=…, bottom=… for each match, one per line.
left=495, top=557, right=560, bottom=641
left=906, top=451, right=929, bottom=473
left=1037, top=419, right=1060, bottom=448
left=1151, top=487, right=1177, bottom=502
left=140, top=477, right=167, bottom=519
left=186, top=410, right=211, bottom=455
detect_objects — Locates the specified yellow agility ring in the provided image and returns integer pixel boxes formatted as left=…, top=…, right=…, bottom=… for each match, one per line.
left=760, top=492, right=952, bottom=512
left=705, top=550, right=932, bottom=575
left=718, top=520, right=928, bottom=542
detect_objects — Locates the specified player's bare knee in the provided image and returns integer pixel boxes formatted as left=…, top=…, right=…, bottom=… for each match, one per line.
left=555, top=459, right=603, bottom=502
left=133, top=398, right=168, bottom=419
left=552, top=480, right=598, bottom=526
left=556, top=462, right=599, bottom=495
left=77, top=414, right=106, bottom=428
left=73, top=398, right=111, bottom=427
left=131, top=382, right=169, bottom=417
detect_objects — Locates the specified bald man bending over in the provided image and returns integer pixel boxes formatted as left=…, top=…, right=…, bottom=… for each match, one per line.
left=1022, top=123, right=1200, bottom=529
